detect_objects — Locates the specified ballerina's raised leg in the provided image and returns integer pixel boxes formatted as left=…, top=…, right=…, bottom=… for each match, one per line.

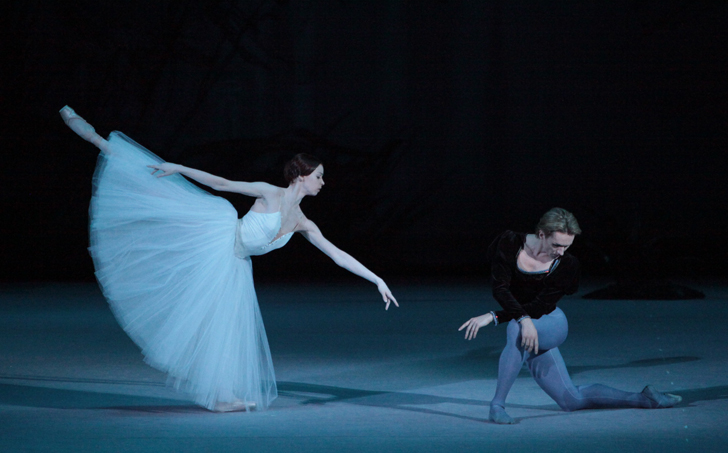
left=59, top=106, right=110, bottom=154
left=60, top=106, right=259, bottom=413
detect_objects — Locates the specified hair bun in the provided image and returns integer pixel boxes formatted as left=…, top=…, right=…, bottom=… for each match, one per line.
left=284, top=153, right=322, bottom=184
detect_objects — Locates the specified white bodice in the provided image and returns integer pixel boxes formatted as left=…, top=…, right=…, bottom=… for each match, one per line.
left=234, top=211, right=293, bottom=258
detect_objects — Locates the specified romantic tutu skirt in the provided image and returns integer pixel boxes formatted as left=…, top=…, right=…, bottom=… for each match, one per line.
left=89, top=132, right=277, bottom=409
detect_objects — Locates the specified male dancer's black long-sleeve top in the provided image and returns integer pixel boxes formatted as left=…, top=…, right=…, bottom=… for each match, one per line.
left=489, top=230, right=580, bottom=324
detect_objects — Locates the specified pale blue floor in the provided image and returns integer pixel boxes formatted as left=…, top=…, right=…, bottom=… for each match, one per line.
left=1, top=279, right=726, bottom=452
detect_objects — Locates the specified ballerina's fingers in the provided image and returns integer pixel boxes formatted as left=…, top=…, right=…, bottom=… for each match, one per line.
left=384, top=293, right=399, bottom=310
left=147, top=164, right=169, bottom=177
left=384, top=297, right=399, bottom=310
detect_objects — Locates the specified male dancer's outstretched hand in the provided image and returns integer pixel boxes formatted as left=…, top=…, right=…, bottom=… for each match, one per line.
left=459, top=313, right=494, bottom=340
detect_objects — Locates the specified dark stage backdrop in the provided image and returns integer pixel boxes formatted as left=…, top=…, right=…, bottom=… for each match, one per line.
left=2, top=1, right=727, bottom=282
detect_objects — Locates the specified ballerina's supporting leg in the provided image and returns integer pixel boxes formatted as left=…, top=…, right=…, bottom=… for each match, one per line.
left=59, top=106, right=110, bottom=154
left=211, top=400, right=257, bottom=413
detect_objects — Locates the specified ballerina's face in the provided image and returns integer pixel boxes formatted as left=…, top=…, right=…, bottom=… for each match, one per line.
left=302, top=165, right=325, bottom=196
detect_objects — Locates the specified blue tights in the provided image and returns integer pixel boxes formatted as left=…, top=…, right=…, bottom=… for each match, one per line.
left=491, top=307, right=654, bottom=413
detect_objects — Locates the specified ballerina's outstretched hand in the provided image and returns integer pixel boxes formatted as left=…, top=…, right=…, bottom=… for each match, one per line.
left=377, top=280, right=398, bottom=310
left=148, top=163, right=182, bottom=177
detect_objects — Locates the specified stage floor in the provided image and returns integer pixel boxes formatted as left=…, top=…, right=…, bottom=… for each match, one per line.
left=1, top=279, right=726, bottom=452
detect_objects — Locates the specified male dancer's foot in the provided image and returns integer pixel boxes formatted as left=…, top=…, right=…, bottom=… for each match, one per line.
left=489, top=404, right=515, bottom=424
left=59, top=105, right=109, bottom=153
left=642, top=385, right=682, bottom=408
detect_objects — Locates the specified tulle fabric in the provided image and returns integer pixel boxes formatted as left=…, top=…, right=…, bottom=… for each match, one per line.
left=89, top=132, right=277, bottom=410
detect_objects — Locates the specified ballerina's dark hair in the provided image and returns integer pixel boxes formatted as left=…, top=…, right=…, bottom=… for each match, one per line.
left=284, top=153, right=322, bottom=184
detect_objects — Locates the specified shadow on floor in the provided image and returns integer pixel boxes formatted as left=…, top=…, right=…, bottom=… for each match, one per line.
left=0, top=382, right=193, bottom=411
left=420, top=351, right=700, bottom=381
left=0, top=354, right=711, bottom=420
left=567, top=356, right=701, bottom=376
left=278, top=380, right=726, bottom=425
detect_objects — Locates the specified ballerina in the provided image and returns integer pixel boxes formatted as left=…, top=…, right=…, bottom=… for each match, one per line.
left=59, top=106, right=398, bottom=412
left=459, top=208, right=681, bottom=424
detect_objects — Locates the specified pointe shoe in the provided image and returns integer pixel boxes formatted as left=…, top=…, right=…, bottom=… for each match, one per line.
left=211, top=400, right=257, bottom=413
left=60, top=106, right=96, bottom=135
left=59, top=105, right=108, bottom=152
left=642, top=385, right=682, bottom=408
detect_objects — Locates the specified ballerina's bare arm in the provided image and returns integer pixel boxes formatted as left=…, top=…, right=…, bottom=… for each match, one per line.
left=299, top=218, right=399, bottom=310
left=148, top=163, right=281, bottom=199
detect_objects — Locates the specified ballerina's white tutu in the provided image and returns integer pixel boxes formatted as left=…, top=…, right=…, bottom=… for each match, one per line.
left=89, top=132, right=292, bottom=410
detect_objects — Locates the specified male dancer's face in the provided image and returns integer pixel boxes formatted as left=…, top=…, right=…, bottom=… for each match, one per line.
left=541, top=231, right=575, bottom=260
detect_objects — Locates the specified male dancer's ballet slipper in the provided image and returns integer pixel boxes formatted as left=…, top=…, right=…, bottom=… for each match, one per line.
left=642, top=385, right=682, bottom=408
left=489, top=404, right=515, bottom=424
left=211, top=400, right=257, bottom=413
